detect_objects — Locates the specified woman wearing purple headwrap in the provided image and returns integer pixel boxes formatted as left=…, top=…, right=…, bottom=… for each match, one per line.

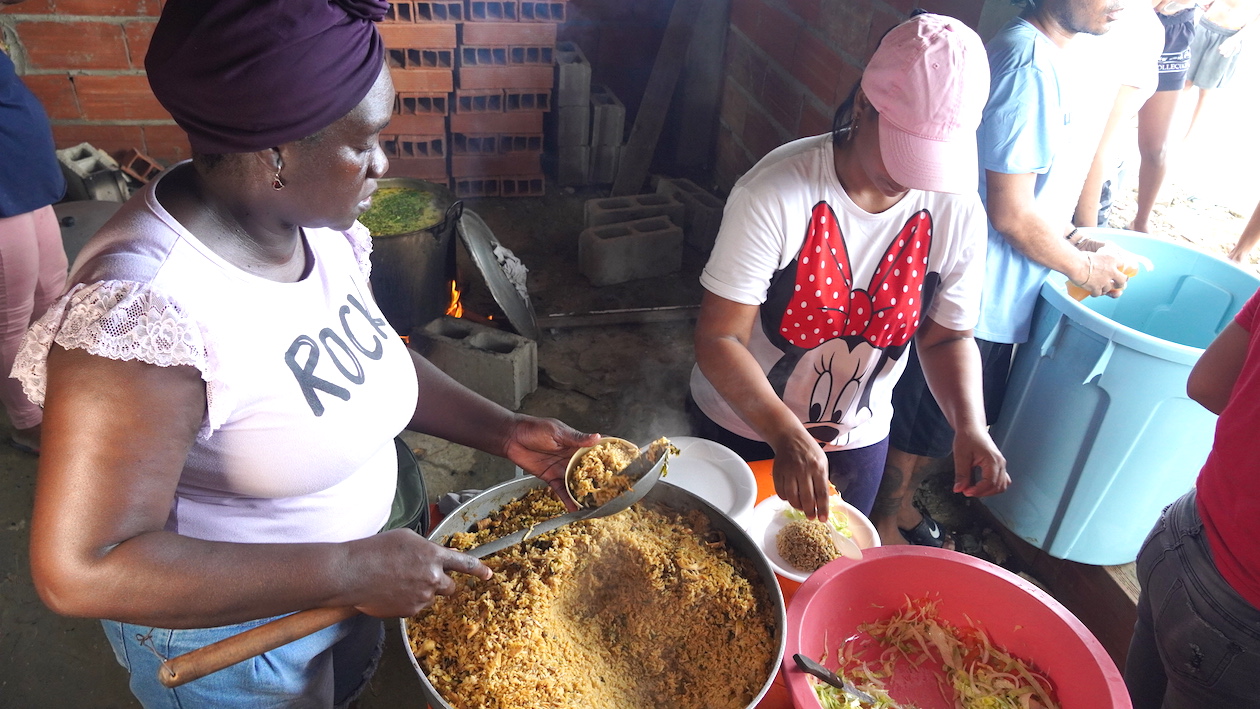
left=13, top=1, right=596, bottom=706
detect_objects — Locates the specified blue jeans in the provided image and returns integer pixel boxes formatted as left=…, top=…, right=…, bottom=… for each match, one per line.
left=102, top=612, right=383, bottom=708
left=1124, top=490, right=1260, bottom=707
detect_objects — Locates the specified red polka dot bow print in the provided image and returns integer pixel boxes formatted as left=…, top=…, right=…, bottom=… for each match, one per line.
left=779, top=203, right=933, bottom=350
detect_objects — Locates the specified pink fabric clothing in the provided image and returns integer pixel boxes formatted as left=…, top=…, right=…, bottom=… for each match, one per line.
left=0, top=205, right=66, bottom=430
left=1197, top=287, right=1260, bottom=609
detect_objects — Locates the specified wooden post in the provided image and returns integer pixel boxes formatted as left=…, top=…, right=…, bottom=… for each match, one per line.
left=610, top=0, right=707, bottom=196
left=673, top=0, right=731, bottom=174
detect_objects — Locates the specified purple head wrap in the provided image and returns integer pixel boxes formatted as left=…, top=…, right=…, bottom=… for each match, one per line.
left=146, top=0, right=388, bottom=155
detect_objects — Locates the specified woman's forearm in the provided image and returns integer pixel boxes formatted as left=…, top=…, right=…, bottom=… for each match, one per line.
left=915, top=327, right=987, bottom=435
left=695, top=334, right=808, bottom=450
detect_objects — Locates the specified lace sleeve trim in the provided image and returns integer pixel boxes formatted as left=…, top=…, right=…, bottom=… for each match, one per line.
left=345, top=222, right=373, bottom=278
left=12, top=280, right=228, bottom=438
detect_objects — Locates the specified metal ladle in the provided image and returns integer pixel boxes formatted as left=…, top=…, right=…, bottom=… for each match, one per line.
left=465, top=439, right=670, bottom=559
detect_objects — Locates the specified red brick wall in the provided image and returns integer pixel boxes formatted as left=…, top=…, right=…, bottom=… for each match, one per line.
left=714, top=0, right=984, bottom=191
left=0, top=1, right=189, bottom=164
left=1, top=0, right=669, bottom=167
left=2, top=0, right=985, bottom=178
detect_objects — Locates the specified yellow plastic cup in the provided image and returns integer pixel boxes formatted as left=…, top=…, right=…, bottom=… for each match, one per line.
left=1067, top=263, right=1139, bottom=301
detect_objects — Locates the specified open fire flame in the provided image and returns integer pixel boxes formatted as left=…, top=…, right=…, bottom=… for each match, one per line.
left=445, top=279, right=464, bottom=318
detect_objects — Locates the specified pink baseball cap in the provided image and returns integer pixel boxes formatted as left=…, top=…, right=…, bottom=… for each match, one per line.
left=861, top=13, right=990, bottom=194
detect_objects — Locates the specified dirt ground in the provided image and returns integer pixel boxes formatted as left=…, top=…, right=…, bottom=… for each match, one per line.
left=0, top=159, right=1252, bottom=706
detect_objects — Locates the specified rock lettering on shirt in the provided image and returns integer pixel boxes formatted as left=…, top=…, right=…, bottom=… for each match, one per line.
left=285, top=293, right=393, bottom=416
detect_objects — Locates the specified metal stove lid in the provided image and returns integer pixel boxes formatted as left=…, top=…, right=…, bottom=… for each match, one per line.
left=457, top=209, right=540, bottom=341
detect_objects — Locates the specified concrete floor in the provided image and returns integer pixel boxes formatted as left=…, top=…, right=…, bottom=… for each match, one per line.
left=0, top=187, right=709, bottom=707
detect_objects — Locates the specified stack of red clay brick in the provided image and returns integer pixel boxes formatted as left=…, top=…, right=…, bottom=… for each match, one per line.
left=379, top=0, right=566, bottom=197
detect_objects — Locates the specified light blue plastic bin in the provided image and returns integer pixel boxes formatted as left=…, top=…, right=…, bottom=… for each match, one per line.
left=984, top=229, right=1260, bottom=565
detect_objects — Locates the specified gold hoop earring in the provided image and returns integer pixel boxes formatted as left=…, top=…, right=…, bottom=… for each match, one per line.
left=272, top=170, right=285, bottom=190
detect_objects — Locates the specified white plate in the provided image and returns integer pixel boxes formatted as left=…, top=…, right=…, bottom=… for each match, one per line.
left=742, top=494, right=881, bottom=583
left=661, top=436, right=758, bottom=524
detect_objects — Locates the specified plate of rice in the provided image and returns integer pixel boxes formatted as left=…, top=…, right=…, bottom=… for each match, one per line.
left=742, top=494, right=880, bottom=583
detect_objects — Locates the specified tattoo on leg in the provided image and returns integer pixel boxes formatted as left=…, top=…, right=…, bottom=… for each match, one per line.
left=873, top=463, right=907, bottom=518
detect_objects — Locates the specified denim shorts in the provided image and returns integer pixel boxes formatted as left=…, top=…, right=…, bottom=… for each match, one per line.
left=887, top=338, right=1013, bottom=458
left=102, top=612, right=384, bottom=708
left=1124, top=490, right=1260, bottom=708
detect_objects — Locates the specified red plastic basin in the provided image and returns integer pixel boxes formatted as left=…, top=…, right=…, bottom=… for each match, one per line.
left=782, top=545, right=1131, bottom=708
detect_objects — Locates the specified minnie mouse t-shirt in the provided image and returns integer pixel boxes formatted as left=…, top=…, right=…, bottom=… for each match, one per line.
left=690, top=134, right=986, bottom=451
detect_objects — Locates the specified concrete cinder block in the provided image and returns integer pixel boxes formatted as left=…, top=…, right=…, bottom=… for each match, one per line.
left=557, top=104, right=590, bottom=148
left=578, top=217, right=684, bottom=286
left=420, top=316, right=537, bottom=410
left=557, top=145, right=590, bottom=187
left=590, top=143, right=620, bottom=184
left=589, top=84, right=625, bottom=147
left=56, top=143, right=128, bottom=202
left=555, top=41, right=592, bottom=108
left=583, top=192, right=685, bottom=229
left=656, top=177, right=727, bottom=253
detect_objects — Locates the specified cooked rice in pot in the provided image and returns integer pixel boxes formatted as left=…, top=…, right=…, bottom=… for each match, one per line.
left=407, top=488, right=778, bottom=709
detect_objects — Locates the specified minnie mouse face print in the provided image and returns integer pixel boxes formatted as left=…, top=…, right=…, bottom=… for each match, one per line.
left=764, top=202, right=938, bottom=447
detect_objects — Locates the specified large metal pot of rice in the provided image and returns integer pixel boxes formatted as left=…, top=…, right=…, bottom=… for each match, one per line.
left=400, top=476, right=787, bottom=709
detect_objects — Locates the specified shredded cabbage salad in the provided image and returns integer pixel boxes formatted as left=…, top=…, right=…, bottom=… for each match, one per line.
left=784, top=501, right=854, bottom=538
left=809, top=596, right=1060, bottom=709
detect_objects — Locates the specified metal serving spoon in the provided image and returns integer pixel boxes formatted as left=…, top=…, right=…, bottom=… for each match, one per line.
left=465, top=440, right=671, bottom=559
left=793, top=653, right=879, bottom=705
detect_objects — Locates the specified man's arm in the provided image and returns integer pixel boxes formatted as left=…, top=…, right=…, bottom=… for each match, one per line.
left=986, top=170, right=1130, bottom=296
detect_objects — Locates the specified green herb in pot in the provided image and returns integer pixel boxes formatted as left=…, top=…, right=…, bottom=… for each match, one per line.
left=360, top=187, right=442, bottom=236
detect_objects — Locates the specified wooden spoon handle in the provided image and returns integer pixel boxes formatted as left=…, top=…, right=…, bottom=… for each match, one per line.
left=157, top=606, right=360, bottom=688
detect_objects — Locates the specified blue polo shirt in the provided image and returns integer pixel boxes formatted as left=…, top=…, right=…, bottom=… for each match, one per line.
left=974, top=18, right=1069, bottom=345
left=0, top=51, right=65, bottom=218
